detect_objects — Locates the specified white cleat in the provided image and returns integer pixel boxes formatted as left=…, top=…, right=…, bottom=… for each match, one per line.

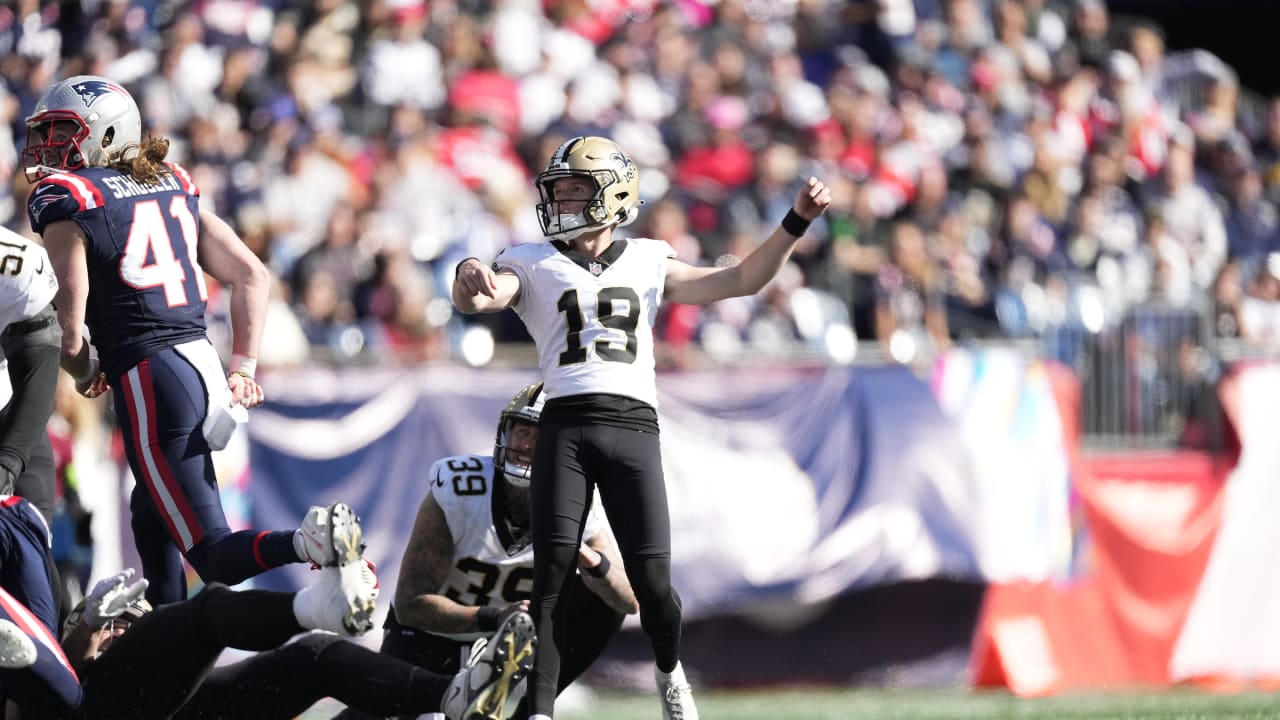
left=656, top=662, right=699, bottom=720
left=443, top=611, right=537, bottom=720
left=0, top=619, right=36, bottom=669
left=360, top=558, right=380, bottom=601
left=296, top=501, right=362, bottom=567
left=292, top=503, right=375, bottom=636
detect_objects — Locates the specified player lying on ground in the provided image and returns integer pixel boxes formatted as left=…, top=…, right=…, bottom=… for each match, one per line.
left=0, top=501, right=536, bottom=720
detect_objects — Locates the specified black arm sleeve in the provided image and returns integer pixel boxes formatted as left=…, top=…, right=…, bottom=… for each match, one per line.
left=0, top=302, right=62, bottom=483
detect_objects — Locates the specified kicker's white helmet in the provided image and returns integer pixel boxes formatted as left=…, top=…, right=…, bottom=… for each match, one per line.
left=535, top=136, right=641, bottom=241
left=494, top=383, right=545, bottom=488
left=23, top=75, right=142, bottom=182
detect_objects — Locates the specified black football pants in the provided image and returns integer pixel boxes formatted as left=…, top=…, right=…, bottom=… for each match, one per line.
left=527, top=421, right=683, bottom=717
left=78, top=583, right=304, bottom=719
left=173, top=632, right=452, bottom=719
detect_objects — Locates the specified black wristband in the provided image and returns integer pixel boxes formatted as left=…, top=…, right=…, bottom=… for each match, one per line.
left=781, top=209, right=811, bottom=237
left=454, top=257, right=481, bottom=276
left=584, top=554, right=611, bottom=579
left=476, top=605, right=502, bottom=632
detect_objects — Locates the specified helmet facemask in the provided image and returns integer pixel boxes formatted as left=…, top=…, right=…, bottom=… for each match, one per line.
left=22, top=113, right=92, bottom=182
left=62, top=595, right=152, bottom=655
left=495, top=417, right=538, bottom=488
left=535, top=136, right=641, bottom=241
left=98, top=597, right=151, bottom=653
left=494, top=383, right=545, bottom=488
left=536, top=169, right=627, bottom=241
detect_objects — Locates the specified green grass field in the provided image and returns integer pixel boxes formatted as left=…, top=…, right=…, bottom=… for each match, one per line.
left=301, top=687, right=1280, bottom=719
left=552, top=688, right=1280, bottom=720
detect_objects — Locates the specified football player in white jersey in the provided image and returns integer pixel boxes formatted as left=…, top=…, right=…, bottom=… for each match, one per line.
left=453, top=135, right=831, bottom=720
left=335, top=382, right=635, bottom=720
left=0, top=226, right=61, bottom=526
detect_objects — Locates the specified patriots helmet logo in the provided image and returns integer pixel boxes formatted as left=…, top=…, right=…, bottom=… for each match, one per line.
left=71, top=79, right=126, bottom=108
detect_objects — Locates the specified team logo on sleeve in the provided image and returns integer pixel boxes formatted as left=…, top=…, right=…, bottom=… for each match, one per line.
left=72, top=79, right=126, bottom=108
left=30, top=185, right=70, bottom=223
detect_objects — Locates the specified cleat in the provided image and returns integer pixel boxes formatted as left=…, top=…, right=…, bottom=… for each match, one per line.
left=296, top=505, right=333, bottom=566
left=330, top=503, right=374, bottom=634
left=296, top=501, right=366, bottom=567
left=0, top=619, right=36, bottom=669
left=291, top=504, right=375, bottom=637
left=361, top=558, right=380, bottom=599
left=328, top=502, right=366, bottom=569
left=656, top=662, right=698, bottom=720
left=292, top=565, right=377, bottom=638
left=443, top=611, right=537, bottom=720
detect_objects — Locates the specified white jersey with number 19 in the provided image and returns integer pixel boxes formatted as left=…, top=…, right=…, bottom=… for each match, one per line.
left=494, top=238, right=675, bottom=409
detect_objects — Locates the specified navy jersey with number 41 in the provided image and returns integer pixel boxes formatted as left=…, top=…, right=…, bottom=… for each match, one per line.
left=26, top=163, right=210, bottom=381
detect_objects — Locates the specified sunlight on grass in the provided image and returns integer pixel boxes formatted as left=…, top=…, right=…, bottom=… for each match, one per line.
left=555, top=687, right=1280, bottom=720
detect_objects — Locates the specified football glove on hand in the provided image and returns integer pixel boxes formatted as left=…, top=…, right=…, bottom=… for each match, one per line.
left=83, top=568, right=149, bottom=628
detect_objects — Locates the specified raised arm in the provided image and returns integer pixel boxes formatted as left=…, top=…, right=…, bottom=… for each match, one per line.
left=664, top=177, right=831, bottom=306
left=451, top=258, right=522, bottom=313
left=196, top=207, right=269, bottom=407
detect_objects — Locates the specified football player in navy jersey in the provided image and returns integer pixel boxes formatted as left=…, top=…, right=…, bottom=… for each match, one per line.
left=0, top=495, right=63, bottom=654
left=453, top=136, right=831, bottom=720
left=0, top=494, right=86, bottom=717
left=22, top=75, right=352, bottom=606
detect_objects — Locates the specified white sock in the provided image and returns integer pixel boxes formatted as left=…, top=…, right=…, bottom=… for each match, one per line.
left=529, top=715, right=553, bottom=720
left=418, top=713, right=446, bottom=720
left=657, top=661, right=687, bottom=684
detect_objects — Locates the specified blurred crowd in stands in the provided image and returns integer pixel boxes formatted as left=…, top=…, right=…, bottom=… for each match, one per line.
left=2, top=0, right=1279, bottom=372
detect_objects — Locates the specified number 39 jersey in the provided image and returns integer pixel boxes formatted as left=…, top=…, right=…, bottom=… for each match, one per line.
left=494, top=238, right=675, bottom=409
left=429, top=453, right=604, bottom=640
left=26, top=164, right=209, bottom=381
